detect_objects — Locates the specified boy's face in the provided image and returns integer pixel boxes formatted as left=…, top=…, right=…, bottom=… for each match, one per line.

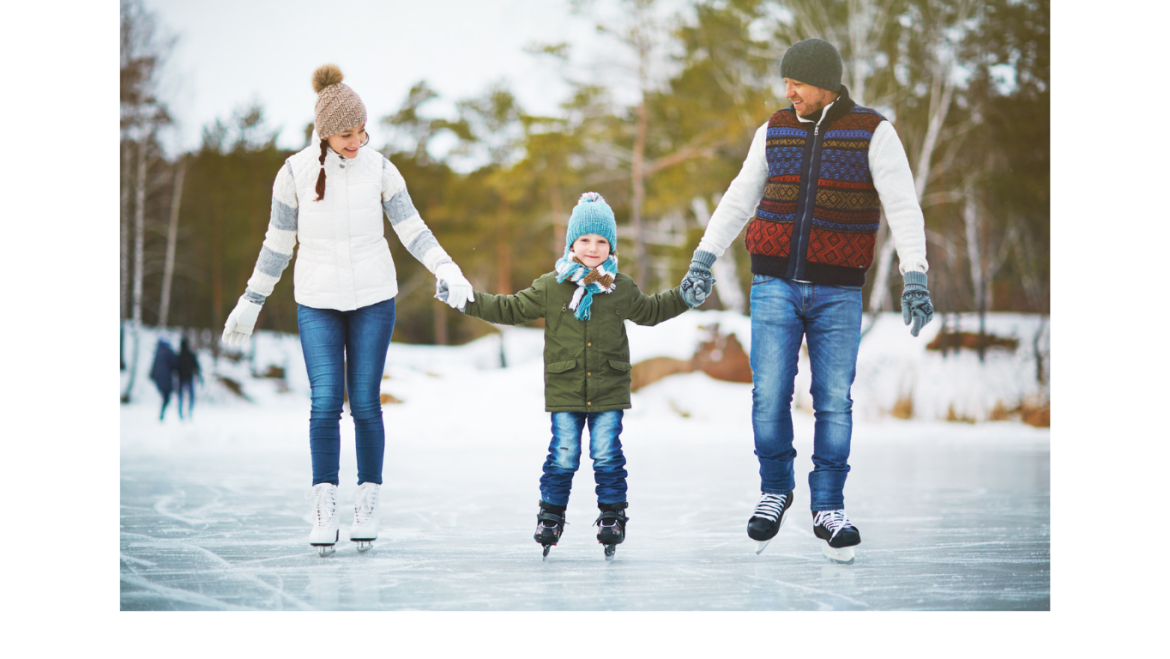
left=571, top=234, right=612, bottom=269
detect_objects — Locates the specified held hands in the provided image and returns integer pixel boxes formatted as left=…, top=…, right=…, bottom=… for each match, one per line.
left=900, top=271, right=934, bottom=337
left=679, top=260, right=716, bottom=308
left=222, top=296, right=262, bottom=347
left=434, top=279, right=466, bottom=313
left=435, top=262, right=474, bottom=311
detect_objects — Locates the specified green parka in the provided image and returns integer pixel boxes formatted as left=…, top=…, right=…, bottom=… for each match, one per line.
left=464, top=272, right=690, bottom=412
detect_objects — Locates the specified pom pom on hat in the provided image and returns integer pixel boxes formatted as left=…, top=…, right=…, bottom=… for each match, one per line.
left=312, top=64, right=344, bottom=94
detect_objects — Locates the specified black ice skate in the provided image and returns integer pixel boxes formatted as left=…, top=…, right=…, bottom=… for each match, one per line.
left=534, top=501, right=566, bottom=560
left=812, top=509, right=861, bottom=565
left=747, top=491, right=793, bottom=555
left=594, top=502, right=629, bottom=561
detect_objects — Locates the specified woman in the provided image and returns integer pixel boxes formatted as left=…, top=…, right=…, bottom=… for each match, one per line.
left=222, top=64, right=475, bottom=556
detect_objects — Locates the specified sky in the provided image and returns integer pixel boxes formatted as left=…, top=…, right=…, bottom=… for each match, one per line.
left=148, top=0, right=681, bottom=159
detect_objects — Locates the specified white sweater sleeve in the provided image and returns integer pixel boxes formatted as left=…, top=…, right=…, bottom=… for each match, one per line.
left=696, top=122, right=770, bottom=258
left=243, top=163, right=299, bottom=304
left=380, top=157, right=456, bottom=274
left=869, top=122, right=928, bottom=274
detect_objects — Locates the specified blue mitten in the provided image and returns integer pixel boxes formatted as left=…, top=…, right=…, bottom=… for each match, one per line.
left=900, top=271, right=934, bottom=337
left=680, top=250, right=717, bottom=308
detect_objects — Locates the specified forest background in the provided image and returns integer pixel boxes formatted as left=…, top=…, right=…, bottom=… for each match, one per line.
left=119, top=0, right=1048, bottom=382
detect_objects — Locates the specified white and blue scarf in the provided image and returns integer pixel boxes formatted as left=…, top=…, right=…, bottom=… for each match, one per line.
left=555, top=253, right=619, bottom=320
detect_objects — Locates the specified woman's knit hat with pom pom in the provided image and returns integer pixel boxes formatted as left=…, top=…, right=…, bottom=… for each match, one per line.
left=312, top=64, right=366, bottom=139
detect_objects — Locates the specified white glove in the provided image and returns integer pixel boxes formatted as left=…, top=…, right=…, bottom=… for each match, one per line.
left=222, top=296, right=262, bottom=347
left=435, top=262, right=474, bottom=311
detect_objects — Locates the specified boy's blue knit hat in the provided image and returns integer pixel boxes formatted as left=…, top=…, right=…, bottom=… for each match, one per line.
left=565, top=192, right=617, bottom=255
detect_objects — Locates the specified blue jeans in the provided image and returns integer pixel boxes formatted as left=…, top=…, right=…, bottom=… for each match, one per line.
left=539, top=411, right=628, bottom=507
left=297, top=297, right=396, bottom=486
left=749, top=274, right=862, bottom=511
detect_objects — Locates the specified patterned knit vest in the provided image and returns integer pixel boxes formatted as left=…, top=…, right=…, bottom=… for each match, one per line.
left=744, top=101, right=886, bottom=286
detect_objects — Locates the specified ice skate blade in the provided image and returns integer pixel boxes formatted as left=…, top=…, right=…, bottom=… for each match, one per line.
left=754, top=538, right=772, bottom=555
left=355, top=540, right=374, bottom=553
left=315, top=545, right=336, bottom=557
left=821, top=543, right=855, bottom=565
left=604, top=544, right=616, bottom=561
left=542, top=545, right=552, bottom=560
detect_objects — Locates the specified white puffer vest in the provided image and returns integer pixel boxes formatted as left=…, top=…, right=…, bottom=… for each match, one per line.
left=286, top=145, right=398, bottom=311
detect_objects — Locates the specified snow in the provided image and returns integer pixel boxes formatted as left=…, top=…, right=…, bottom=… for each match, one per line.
left=120, top=311, right=1049, bottom=611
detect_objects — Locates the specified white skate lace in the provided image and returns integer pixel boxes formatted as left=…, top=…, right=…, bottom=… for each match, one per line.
left=353, top=484, right=379, bottom=526
left=306, top=484, right=336, bottom=527
left=814, top=509, right=853, bottom=541
left=752, top=493, right=787, bottom=522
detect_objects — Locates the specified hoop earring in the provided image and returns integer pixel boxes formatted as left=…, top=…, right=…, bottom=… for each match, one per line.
left=360, top=133, right=370, bottom=148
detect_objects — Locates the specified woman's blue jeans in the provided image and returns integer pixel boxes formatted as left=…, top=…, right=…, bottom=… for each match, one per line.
left=749, top=275, right=862, bottom=511
left=539, top=410, right=628, bottom=507
left=297, top=297, right=396, bottom=486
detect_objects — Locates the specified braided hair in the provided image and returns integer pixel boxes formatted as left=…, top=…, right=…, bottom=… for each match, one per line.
left=314, top=139, right=328, bottom=201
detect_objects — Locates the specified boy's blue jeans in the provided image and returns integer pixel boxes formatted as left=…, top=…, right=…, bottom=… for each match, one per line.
left=297, top=298, right=396, bottom=487
left=539, top=410, right=628, bottom=507
left=749, top=274, right=862, bottom=511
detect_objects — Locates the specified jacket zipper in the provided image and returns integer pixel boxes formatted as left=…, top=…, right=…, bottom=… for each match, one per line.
left=552, top=304, right=568, bottom=335
left=791, top=123, right=821, bottom=281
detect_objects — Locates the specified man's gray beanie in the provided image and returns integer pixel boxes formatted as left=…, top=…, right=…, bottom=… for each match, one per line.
left=780, top=38, right=843, bottom=92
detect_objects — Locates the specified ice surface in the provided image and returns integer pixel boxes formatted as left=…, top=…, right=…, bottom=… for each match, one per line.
left=121, top=314, right=1049, bottom=610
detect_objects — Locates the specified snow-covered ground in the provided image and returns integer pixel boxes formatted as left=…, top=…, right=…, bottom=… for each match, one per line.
left=120, top=311, right=1049, bottom=610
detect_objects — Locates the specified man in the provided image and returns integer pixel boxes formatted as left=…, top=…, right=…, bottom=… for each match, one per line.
left=678, top=38, right=934, bottom=564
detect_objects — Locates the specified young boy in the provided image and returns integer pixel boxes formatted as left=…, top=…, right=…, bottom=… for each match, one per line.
left=438, top=192, right=707, bottom=560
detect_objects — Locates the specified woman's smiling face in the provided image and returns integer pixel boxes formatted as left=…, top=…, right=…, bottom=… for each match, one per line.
left=325, top=125, right=367, bottom=159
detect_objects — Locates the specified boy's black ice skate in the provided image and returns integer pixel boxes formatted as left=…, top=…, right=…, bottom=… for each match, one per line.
left=534, top=501, right=566, bottom=560
left=747, top=491, right=793, bottom=554
left=812, top=509, right=861, bottom=565
left=594, top=502, right=629, bottom=561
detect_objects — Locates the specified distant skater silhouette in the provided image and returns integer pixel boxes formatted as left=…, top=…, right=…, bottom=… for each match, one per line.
left=176, top=336, right=202, bottom=420
left=150, top=337, right=178, bottom=421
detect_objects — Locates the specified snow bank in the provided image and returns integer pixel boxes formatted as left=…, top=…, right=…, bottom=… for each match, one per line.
left=120, top=309, right=1049, bottom=440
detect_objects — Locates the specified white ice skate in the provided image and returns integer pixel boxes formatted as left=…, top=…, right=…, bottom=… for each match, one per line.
left=307, top=483, right=340, bottom=557
left=350, top=482, right=380, bottom=552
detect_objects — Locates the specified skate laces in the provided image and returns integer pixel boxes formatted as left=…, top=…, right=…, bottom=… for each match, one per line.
left=353, top=484, right=379, bottom=525
left=814, top=509, right=853, bottom=541
left=306, top=483, right=336, bottom=525
left=752, top=493, right=787, bottom=522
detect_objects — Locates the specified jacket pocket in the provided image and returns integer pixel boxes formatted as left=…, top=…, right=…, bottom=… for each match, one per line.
left=546, top=359, right=577, bottom=374
left=608, top=359, right=631, bottom=372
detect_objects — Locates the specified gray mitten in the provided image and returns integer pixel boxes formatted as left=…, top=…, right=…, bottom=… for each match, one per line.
left=680, top=250, right=717, bottom=308
left=900, top=271, right=934, bottom=337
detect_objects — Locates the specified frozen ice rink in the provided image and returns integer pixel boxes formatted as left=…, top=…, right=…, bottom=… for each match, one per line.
left=120, top=318, right=1048, bottom=610
left=120, top=406, right=1048, bottom=611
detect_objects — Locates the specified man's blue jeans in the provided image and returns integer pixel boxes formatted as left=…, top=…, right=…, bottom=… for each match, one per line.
left=749, top=274, right=862, bottom=511
left=539, top=411, right=628, bottom=507
left=297, top=297, right=396, bottom=487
